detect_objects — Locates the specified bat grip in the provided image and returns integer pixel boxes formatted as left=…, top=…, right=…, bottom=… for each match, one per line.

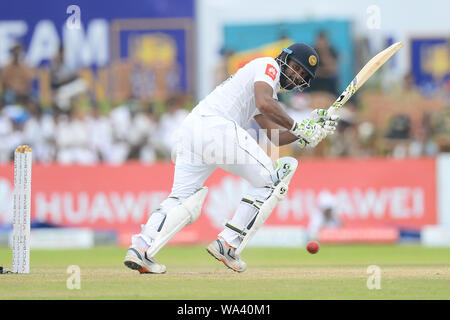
left=327, top=106, right=339, bottom=116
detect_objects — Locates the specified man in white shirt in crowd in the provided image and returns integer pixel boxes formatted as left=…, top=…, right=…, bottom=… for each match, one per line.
left=307, top=192, right=341, bottom=240
left=155, top=95, right=189, bottom=158
left=124, top=43, right=339, bottom=274
left=55, top=107, right=98, bottom=165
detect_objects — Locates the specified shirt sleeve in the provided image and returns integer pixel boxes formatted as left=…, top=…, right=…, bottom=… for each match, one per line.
left=253, top=58, right=280, bottom=94
left=252, top=58, right=280, bottom=118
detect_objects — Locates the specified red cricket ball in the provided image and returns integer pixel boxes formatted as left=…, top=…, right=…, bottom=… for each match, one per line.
left=306, top=241, right=320, bottom=254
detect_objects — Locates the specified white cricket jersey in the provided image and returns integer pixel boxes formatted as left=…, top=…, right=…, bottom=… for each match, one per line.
left=192, top=57, right=281, bottom=129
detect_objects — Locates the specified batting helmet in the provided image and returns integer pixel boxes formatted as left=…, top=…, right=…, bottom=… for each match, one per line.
left=276, top=43, right=319, bottom=91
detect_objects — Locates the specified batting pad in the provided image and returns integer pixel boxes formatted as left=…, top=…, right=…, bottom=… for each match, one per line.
left=235, top=157, right=298, bottom=255
left=146, top=187, right=208, bottom=257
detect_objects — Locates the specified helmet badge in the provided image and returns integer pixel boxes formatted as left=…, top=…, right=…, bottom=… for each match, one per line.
left=309, top=55, right=317, bottom=66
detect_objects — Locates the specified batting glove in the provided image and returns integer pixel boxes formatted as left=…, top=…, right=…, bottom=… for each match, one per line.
left=290, top=119, right=327, bottom=148
left=310, top=108, right=340, bottom=135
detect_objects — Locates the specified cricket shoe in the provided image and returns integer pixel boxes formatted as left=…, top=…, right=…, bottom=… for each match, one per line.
left=123, top=246, right=166, bottom=274
left=206, top=237, right=247, bottom=273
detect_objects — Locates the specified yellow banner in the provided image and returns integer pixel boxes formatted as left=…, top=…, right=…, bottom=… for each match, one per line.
left=227, top=39, right=293, bottom=74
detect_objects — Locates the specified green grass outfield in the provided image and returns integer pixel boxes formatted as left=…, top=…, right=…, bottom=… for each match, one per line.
left=0, top=244, right=449, bottom=300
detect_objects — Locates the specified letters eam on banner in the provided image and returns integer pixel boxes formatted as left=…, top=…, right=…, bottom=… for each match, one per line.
left=0, top=158, right=437, bottom=245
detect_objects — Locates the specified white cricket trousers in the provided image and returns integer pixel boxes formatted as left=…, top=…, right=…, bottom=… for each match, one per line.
left=140, top=113, right=278, bottom=248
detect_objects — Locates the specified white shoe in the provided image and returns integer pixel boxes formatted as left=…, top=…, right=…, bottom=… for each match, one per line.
left=206, top=237, right=247, bottom=272
left=124, top=246, right=167, bottom=274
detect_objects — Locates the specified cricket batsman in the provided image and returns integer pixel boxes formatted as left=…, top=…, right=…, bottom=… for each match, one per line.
left=124, top=43, right=339, bottom=273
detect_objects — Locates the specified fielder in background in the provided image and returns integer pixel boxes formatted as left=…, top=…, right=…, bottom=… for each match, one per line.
left=124, top=43, right=339, bottom=274
left=307, top=192, right=341, bottom=241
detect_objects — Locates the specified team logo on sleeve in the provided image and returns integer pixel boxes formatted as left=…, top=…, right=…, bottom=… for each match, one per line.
left=265, top=64, right=278, bottom=80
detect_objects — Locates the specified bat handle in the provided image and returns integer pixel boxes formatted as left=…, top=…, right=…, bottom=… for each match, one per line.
left=327, top=105, right=339, bottom=117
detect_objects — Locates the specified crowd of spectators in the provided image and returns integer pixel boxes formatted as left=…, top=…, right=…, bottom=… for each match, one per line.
left=0, top=41, right=448, bottom=165
left=279, top=74, right=449, bottom=159
left=0, top=42, right=192, bottom=164
left=0, top=94, right=191, bottom=164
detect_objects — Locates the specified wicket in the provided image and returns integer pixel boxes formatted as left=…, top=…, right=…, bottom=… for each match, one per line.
left=12, top=145, right=32, bottom=274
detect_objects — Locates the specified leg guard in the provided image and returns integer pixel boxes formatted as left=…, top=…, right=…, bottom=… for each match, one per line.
left=146, top=187, right=208, bottom=257
left=235, top=157, right=298, bottom=255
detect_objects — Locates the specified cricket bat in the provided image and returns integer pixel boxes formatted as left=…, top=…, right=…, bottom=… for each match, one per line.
left=327, top=41, right=403, bottom=116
